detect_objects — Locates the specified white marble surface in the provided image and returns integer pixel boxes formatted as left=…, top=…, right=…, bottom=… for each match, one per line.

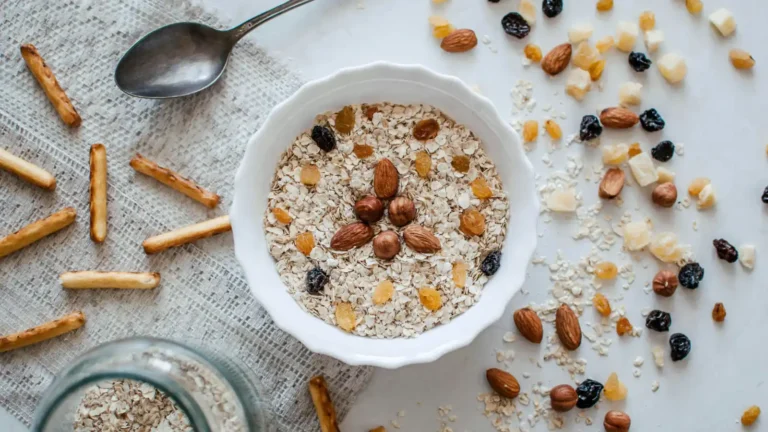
left=4, top=0, right=767, bottom=430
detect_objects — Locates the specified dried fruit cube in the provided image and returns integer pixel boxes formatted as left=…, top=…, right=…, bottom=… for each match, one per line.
left=688, top=177, right=711, bottom=196
left=433, top=24, right=455, bottom=39
left=709, top=8, right=736, bottom=37
left=451, top=155, right=471, bottom=172
left=602, top=143, right=629, bottom=165
left=592, top=293, right=612, bottom=316
left=685, top=0, right=703, bottom=14
left=373, top=280, right=395, bottom=305
left=628, top=152, right=658, bottom=186
left=335, top=302, right=356, bottom=332
left=414, top=151, right=432, bottom=178
left=300, top=164, right=321, bottom=186
left=588, top=60, right=605, bottom=81
left=742, top=406, right=761, bottom=426
left=546, top=189, right=578, bottom=212
left=712, top=302, right=726, bottom=322
left=568, top=24, right=594, bottom=44
left=419, top=287, right=442, bottom=311
left=639, top=11, right=655, bottom=30
left=658, top=53, right=687, bottom=84
left=518, top=0, right=537, bottom=24
left=740, top=244, right=756, bottom=270
left=730, top=49, right=755, bottom=69
left=572, top=42, right=600, bottom=70
left=596, top=0, right=613, bottom=12
left=523, top=120, right=539, bottom=142
left=452, top=261, right=467, bottom=288
left=697, top=184, right=716, bottom=209
left=619, top=82, right=643, bottom=106
left=544, top=120, right=562, bottom=139
left=353, top=143, right=374, bottom=158
left=459, top=208, right=486, bottom=236
left=565, top=69, right=592, bottom=101
left=470, top=177, right=493, bottom=199
left=335, top=105, right=355, bottom=134
left=603, top=372, right=627, bottom=401
left=524, top=44, right=543, bottom=62
left=616, top=317, right=633, bottom=336
left=623, top=221, right=651, bottom=251
left=295, top=231, right=315, bottom=255
left=656, top=167, right=675, bottom=184
left=616, top=21, right=639, bottom=52
left=649, top=232, right=685, bottom=263
left=272, top=207, right=293, bottom=224
left=594, top=262, right=618, bottom=280
left=428, top=15, right=450, bottom=27
left=644, top=29, right=664, bottom=53
left=652, top=345, right=665, bottom=367
left=628, top=142, right=642, bottom=157
left=596, top=36, right=615, bottom=53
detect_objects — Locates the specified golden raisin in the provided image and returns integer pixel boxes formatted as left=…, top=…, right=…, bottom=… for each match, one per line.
left=544, top=120, right=562, bottom=140
left=419, top=287, right=442, bottom=311
left=639, top=11, right=656, bottom=31
left=373, top=280, right=395, bottom=305
left=433, top=24, right=455, bottom=39
left=335, top=302, right=356, bottom=332
left=592, top=293, right=611, bottom=316
left=588, top=59, right=605, bottom=81
left=688, top=177, right=711, bottom=196
left=459, top=209, right=486, bottom=237
left=451, top=155, right=471, bottom=173
left=352, top=143, right=374, bottom=159
left=523, top=120, right=539, bottom=143
left=300, top=164, right=321, bottom=186
left=594, top=261, right=618, bottom=280
left=295, top=231, right=315, bottom=256
left=596, top=36, right=615, bottom=54
left=414, top=151, right=432, bottom=178
left=603, top=372, right=628, bottom=401
left=616, top=317, right=632, bottom=336
left=742, top=406, right=761, bottom=426
left=628, top=143, right=642, bottom=158
left=685, top=0, right=703, bottom=14
left=524, top=44, right=543, bottom=62
left=364, top=105, right=378, bottom=120
left=335, top=105, right=355, bottom=134
left=452, top=261, right=467, bottom=288
left=712, top=302, right=726, bottom=322
left=413, top=118, right=440, bottom=141
left=596, top=0, right=613, bottom=12
left=272, top=207, right=292, bottom=224
left=470, top=177, right=493, bottom=199
left=428, top=15, right=450, bottom=27
left=729, top=49, right=756, bottom=70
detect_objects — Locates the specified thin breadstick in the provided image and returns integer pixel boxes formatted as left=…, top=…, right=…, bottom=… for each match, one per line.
left=20, top=44, right=81, bottom=128
left=0, top=148, right=56, bottom=190
left=0, top=311, right=86, bottom=353
left=308, top=376, right=340, bottom=432
left=0, top=207, right=76, bottom=259
left=89, top=144, right=108, bottom=243
left=60, top=271, right=160, bottom=289
left=129, top=154, right=220, bottom=208
left=142, top=215, right=230, bottom=254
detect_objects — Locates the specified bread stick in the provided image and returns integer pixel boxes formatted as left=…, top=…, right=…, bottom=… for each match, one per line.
left=20, top=44, right=81, bottom=127
left=0, top=148, right=56, bottom=190
left=0, top=207, right=76, bottom=258
left=142, top=215, right=230, bottom=254
left=308, top=376, right=340, bottom=432
left=129, top=154, right=220, bottom=208
left=0, top=311, right=85, bottom=353
left=60, top=271, right=160, bottom=289
left=89, top=144, right=108, bottom=243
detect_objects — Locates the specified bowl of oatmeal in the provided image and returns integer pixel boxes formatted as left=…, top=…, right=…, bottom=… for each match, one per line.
left=231, top=62, right=538, bottom=368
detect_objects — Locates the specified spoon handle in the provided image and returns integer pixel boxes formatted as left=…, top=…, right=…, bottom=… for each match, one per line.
left=228, top=0, right=316, bottom=43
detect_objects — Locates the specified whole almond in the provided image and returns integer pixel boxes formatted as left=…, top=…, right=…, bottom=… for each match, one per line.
left=513, top=307, right=543, bottom=343
left=604, top=410, right=631, bottom=432
left=598, top=168, right=626, bottom=199
left=330, top=222, right=374, bottom=251
left=652, top=270, right=679, bottom=297
left=440, top=29, right=478, bottom=53
left=485, top=368, right=520, bottom=399
left=599, top=107, right=639, bottom=129
left=652, top=183, right=678, bottom=208
left=373, top=158, right=399, bottom=199
left=555, top=304, right=582, bottom=350
left=402, top=225, right=441, bottom=253
left=549, top=384, right=578, bottom=412
left=541, top=43, right=573, bottom=76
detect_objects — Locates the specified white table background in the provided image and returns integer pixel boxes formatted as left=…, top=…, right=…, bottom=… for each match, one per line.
left=3, top=0, right=767, bottom=430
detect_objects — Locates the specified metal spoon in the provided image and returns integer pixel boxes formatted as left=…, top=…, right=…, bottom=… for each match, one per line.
left=115, top=0, right=314, bottom=98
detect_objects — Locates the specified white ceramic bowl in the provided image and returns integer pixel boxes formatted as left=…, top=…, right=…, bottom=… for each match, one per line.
left=231, top=62, right=538, bottom=369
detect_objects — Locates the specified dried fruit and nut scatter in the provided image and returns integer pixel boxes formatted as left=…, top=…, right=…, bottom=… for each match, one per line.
left=265, top=103, right=509, bottom=337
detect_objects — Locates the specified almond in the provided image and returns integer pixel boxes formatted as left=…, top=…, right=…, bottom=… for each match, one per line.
left=402, top=225, right=441, bottom=253
left=555, top=304, right=582, bottom=350
left=373, top=158, right=399, bottom=199
left=549, top=384, right=578, bottom=412
left=598, top=168, right=626, bottom=199
left=330, top=222, right=374, bottom=251
left=485, top=368, right=520, bottom=399
left=440, top=29, right=478, bottom=53
left=541, top=43, right=573, bottom=76
left=513, top=307, right=543, bottom=343
left=599, top=107, right=639, bottom=128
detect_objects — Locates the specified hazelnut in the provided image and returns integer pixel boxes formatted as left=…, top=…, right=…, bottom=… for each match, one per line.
left=549, top=384, right=578, bottom=412
left=372, top=231, right=401, bottom=260
left=388, top=197, right=416, bottom=227
left=652, top=270, right=679, bottom=297
left=604, top=410, right=631, bottom=432
left=354, top=195, right=384, bottom=223
left=651, top=183, right=677, bottom=208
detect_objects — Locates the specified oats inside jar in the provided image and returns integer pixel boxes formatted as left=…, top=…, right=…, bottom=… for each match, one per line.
left=264, top=103, right=509, bottom=338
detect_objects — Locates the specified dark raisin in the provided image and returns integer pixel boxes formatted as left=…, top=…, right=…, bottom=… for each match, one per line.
left=669, top=333, right=691, bottom=361
left=575, top=379, right=604, bottom=409
left=481, top=250, right=502, bottom=276
left=678, top=262, right=704, bottom=289
left=639, top=108, right=665, bottom=132
left=311, top=125, right=336, bottom=152
left=542, top=0, right=564, bottom=18
left=645, top=310, right=672, bottom=332
left=651, top=140, right=675, bottom=162
left=488, top=0, right=500, bottom=2
left=713, top=239, right=739, bottom=263
left=306, top=267, right=329, bottom=294
left=628, top=52, right=652, bottom=72
left=579, top=115, right=603, bottom=141
left=762, top=186, right=768, bottom=203
left=501, top=13, right=531, bottom=39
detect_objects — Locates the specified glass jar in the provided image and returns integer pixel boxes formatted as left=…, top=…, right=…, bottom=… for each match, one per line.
left=32, top=337, right=268, bottom=432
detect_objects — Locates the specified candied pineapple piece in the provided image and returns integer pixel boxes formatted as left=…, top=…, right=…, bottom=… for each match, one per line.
left=602, top=143, right=629, bottom=165
left=688, top=177, right=711, bottom=196
left=639, top=11, right=655, bottom=30
left=603, top=372, right=628, bottom=401
left=649, top=232, right=685, bottom=263
left=546, top=189, right=578, bottom=212
left=596, top=36, right=615, bottom=53
left=572, top=42, right=601, bottom=71
left=623, top=221, right=651, bottom=251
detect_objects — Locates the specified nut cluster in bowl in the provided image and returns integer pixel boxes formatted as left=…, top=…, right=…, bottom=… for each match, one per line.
left=264, top=103, right=510, bottom=338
